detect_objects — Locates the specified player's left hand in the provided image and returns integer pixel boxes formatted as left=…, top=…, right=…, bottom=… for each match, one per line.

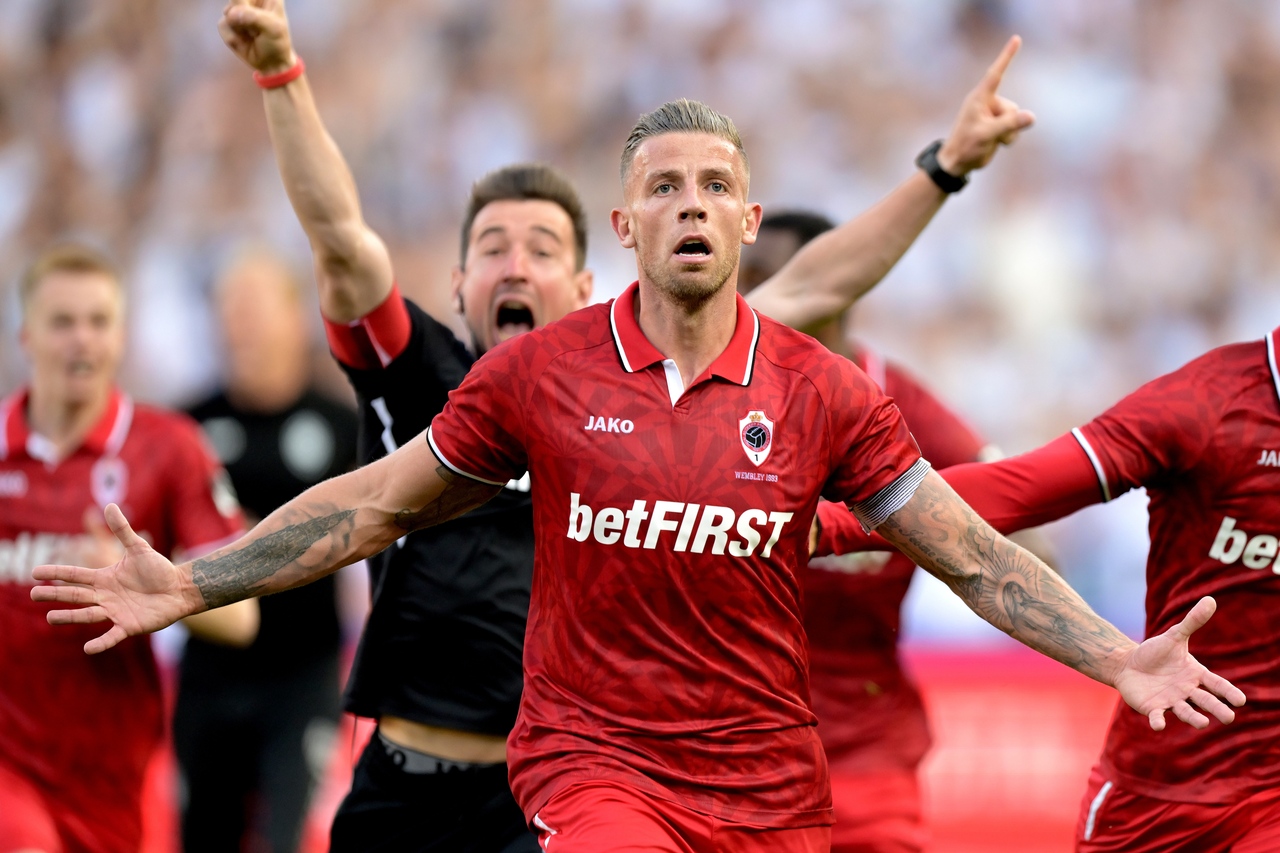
left=937, top=35, right=1036, bottom=175
left=1111, top=596, right=1247, bottom=731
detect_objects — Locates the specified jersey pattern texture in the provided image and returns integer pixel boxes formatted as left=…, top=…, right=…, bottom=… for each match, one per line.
left=1077, top=329, right=1280, bottom=803
left=429, top=283, right=924, bottom=828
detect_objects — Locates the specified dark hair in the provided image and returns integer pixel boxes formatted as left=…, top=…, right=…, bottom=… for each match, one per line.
left=21, top=242, right=121, bottom=308
left=620, top=99, right=748, bottom=182
left=460, top=163, right=588, bottom=271
left=759, top=210, right=836, bottom=248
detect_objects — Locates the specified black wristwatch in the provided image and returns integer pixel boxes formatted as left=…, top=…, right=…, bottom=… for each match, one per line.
left=915, top=139, right=968, bottom=194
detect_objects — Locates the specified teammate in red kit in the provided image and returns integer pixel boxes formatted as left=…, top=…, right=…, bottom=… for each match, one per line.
left=0, top=244, right=251, bottom=853
left=740, top=209, right=1052, bottom=853
left=32, top=102, right=1244, bottom=853
left=815, top=329, right=1280, bottom=852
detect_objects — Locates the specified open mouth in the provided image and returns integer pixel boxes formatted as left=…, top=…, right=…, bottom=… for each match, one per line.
left=675, top=239, right=711, bottom=258
left=494, top=300, right=535, bottom=338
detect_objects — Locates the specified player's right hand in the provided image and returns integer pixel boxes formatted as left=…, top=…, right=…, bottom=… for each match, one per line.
left=218, top=0, right=295, bottom=75
left=31, top=503, right=204, bottom=655
left=937, top=35, right=1036, bottom=176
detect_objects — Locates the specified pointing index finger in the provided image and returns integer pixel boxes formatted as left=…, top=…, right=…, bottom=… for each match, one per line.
left=980, top=35, right=1022, bottom=96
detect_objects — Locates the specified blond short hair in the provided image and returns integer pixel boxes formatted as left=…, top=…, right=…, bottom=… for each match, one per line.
left=21, top=243, right=121, bottom=310
left=620, top=99, right=749, bottom=183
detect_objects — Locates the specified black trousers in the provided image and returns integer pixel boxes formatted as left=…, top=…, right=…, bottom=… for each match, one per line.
left=329, top=731, right=539, bottom=853
left=173, top=655, right=341, bottom=853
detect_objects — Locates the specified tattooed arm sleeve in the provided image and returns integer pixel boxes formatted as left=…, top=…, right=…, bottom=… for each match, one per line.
left=877, top=469, right=1135, bottom=685
left=189, top=432, right=500, bottom=609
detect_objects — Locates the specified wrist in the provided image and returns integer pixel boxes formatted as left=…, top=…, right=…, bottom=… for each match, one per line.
left=936, top=141, right=965, bottom=176
left=915, top=139, right=968, bottom=194
left=1097, top=641, right=1139, bottom=688
left=177, top=561, right=210, bottom=616
left=254, top=53, right=304, bottom=89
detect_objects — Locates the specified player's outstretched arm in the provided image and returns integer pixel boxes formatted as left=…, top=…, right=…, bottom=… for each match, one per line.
left=219, top=0, right=394, bottom=322
left=878, top=470, right=1246, bottom=731
left=32, top=436, right=500, bottom=654
left=746, top=35, right=1035, bottom=332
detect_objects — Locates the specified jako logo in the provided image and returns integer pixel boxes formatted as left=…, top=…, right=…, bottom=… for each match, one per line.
left=567, top=492, right=794, bottom=558
left=1209, top=516, right=1279, bottom=572
left=584, top=416, right=634, bottom=434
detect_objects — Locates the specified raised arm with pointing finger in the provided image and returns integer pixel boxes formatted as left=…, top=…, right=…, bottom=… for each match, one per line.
left=744, top=34, right=1034, bottom=330
left=220, top=0, right=1034, bottom=336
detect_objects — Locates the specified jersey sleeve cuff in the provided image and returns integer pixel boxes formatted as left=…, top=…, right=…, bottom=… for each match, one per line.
left=324, top=283, right=413, bottom=370
left=851, top=457, right=931, bottom=531
left=426, top=427, right=510, bottom=487
left=1071, top=427, right=1114, bottom=502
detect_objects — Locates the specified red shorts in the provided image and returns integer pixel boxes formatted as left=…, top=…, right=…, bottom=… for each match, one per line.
left=1076, top=765, right=1280, bottom=853
left=829, top=769, right=925, bottom=853
left=531, top=782, right=831, bottom=853
left=0, top=758, right=143, bottom=853
left=0, top=761, right=63, bottom=853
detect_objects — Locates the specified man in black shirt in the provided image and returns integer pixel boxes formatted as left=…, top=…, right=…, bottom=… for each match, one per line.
left=177, top=249, right=358, bottom=853
left=217, top=2, right=1032, bottom=849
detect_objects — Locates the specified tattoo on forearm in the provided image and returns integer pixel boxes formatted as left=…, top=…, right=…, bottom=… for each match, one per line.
left=192, top=509, right=356, bottom=609
left=881, top=474, right=1131, bottom=682
left=392, top=464, right=501, bottom=532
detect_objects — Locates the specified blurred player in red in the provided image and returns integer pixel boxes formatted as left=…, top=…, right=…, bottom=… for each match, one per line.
left=815, top=329, right=1280, bottom=852
left=33, top=97, right=1245, bottom=853
left=740, top=211, right=1054, bottom=852
left=0, top=244, right=253, bottom=853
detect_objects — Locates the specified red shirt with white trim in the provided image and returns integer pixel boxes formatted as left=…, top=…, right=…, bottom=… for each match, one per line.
left=1075, top=329, right=1280, bottom=803
left=427, top=282, right=926, bottom=828
left=818, top=328, right=1280, bottom=804
left=0, top=388, right=242, bottom=852
left=805, top=345, right=988, bottom=774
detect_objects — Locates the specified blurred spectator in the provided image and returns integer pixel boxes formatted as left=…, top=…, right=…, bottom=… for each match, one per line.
left=174, top=247, right=358, bottom=853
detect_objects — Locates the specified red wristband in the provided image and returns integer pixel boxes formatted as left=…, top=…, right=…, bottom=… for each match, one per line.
left=253, top=57, right=305, bottom=90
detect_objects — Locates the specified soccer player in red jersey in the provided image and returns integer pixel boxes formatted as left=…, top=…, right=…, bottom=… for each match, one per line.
left=739, top=209, right=1053, bottom=853
left=33, top=98, right=1246, bottom=852
left=814, top=328, right=1280, bottom=853
left=0, top=244, right=252, bottom=853
left=211, top=4, right=1040, bottom=850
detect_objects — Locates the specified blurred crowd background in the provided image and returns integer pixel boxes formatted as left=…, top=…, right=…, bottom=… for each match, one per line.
left=5, top=0, right=1280, bottom=639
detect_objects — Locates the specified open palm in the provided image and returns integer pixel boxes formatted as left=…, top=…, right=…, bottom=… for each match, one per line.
left=1111, top=597, right=1246, bottom=731
left=31, top=503, right=201, bottom=654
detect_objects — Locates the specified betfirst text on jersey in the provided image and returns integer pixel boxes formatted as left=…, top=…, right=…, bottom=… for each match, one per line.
left=1210, top=516, right=1279, bottom=572
left=567, top=492, right=794, bottom=558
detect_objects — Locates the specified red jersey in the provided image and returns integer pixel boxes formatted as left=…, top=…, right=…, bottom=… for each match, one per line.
left=816, top=328, right=1280, bottom=805
left=427, top=283, right=926, bottom=828
left=1078, top=330, right=1280, bottom=804
left=0, top=389, right=241, bottom=853
left=805, top=345, right=988, bottom=774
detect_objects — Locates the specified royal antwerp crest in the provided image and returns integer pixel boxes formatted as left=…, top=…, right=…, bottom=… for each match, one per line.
left=738, top=410, right=774, bottom=467
left=91, top=457, right=128, bottom=507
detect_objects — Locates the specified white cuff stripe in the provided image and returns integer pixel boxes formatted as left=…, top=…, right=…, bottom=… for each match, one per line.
left=1266, top=330, right=1280, bottom=405
left=1071, top=427, right=1112, bottom=502
left=425, top=428, right=509, bottom=487
left=853, top=457, right=932, bottom=531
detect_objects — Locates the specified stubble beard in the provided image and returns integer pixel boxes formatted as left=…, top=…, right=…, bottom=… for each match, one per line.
left=641, top=244, right=740, bottom=310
